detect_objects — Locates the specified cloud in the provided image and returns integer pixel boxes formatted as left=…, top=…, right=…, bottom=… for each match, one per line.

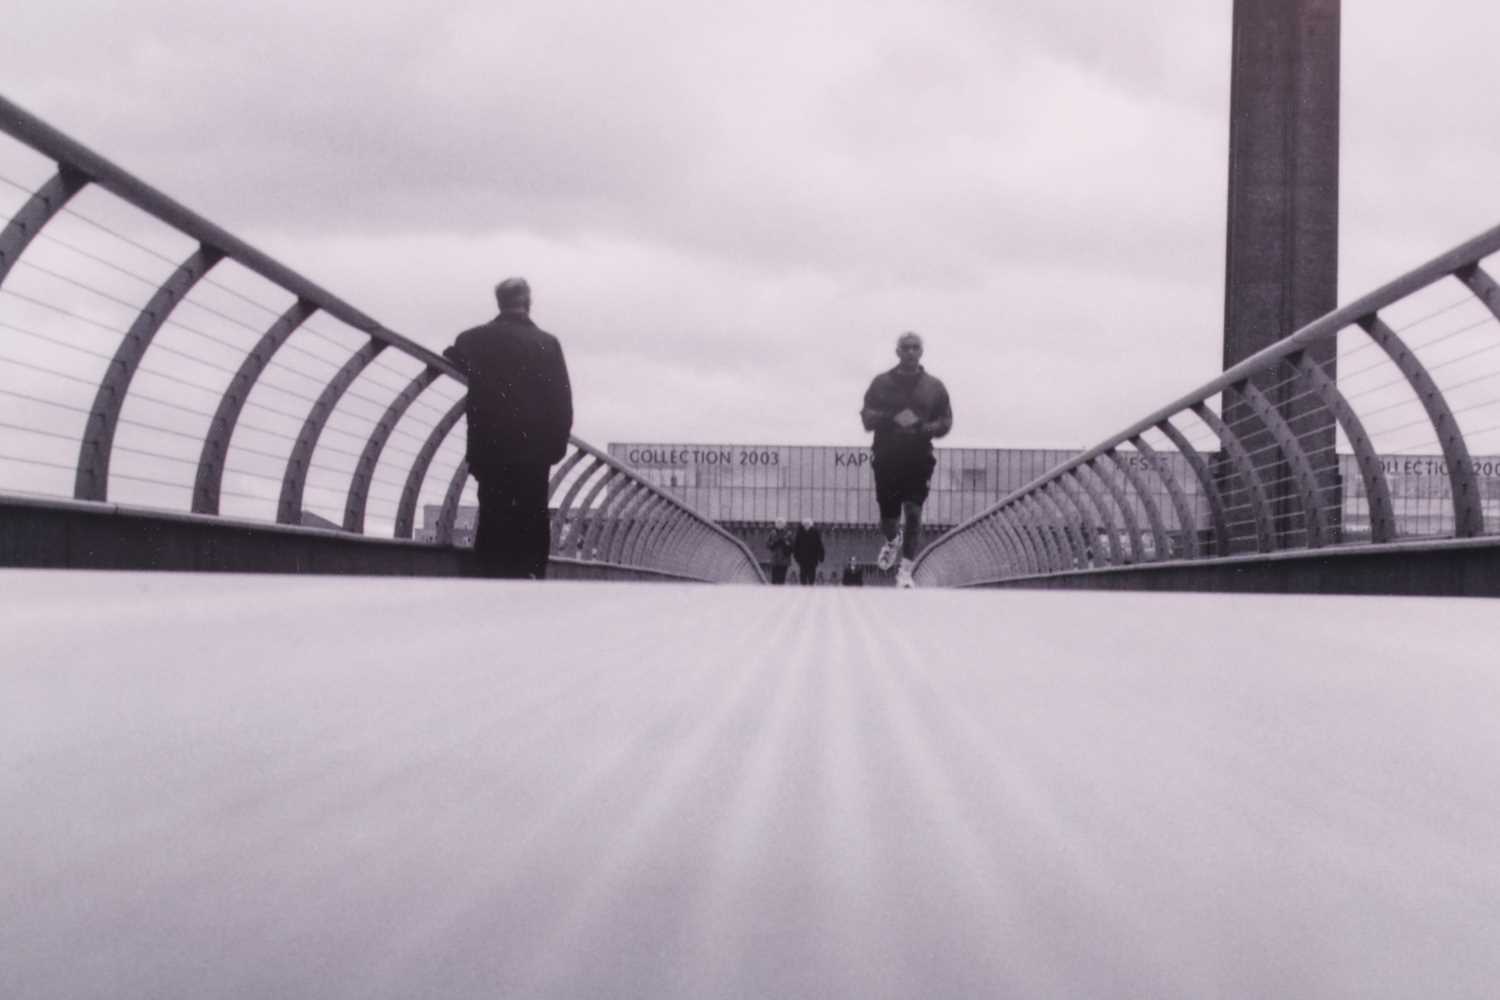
left=4, top=0, right=1500, bottom=474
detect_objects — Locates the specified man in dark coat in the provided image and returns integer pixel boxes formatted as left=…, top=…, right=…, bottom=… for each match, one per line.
left=793, top=517, right=825, bottom=586
left=766, top=518, right=795, bottom=584
left=443, top=277, right=573, bottom=579
left=860, top=331, right=952, bottom=588
left=841, top=556, right=865, bottom=587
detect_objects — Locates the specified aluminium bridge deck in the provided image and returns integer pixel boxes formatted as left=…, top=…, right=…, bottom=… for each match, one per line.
left=3, top=572, right=1498, bottom=998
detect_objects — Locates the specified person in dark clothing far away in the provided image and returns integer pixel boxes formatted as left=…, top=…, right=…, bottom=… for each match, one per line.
left=841, top=556, right=864, bottom=587
left=766, top=518, right=795, bottom=584
left=793, top=518, right=825, bottom=586
left=443, top=277, right=573, bottom=579
left=860, top=331, right=952, bottom=589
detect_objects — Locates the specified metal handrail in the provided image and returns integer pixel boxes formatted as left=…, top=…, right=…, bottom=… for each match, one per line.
left=914, top=221, right=1500, bottom=587
left=0, top=94, right=762, bottom=583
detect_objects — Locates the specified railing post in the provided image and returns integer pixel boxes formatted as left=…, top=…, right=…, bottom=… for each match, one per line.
left=1019, top=494, right=1065, bottom=571
left=277, top=339, right=386, bottom=525
left=597, top=486, right=646, bottom=564
left=1127, top=435, right=1200, bottom=559
left=1084, top=457, right=1145, bottom=564
left=1104, top=448, right=1171, bottom=561
left=1292, top=352, right=1396, bottom=543
left=394, top=399, right=467, bottom=539
left=978, top=516, right=1018, bottom=576
left=344, top=367, right=440, bottom=533
left=551, top=457, right=607, bottom=549
left=611, top=493, right=665, bottom=565
left=1232, top=380, right=1329, bottom=548
left=436, top=459, right=469, bottom=546
left=573, top=469, right=625, bottom=559
left=0, top=166, right=88, bottom=289
left=1156, top=417, right=1230, bottom=557
left=1067, top=467, right=1121, bottom=565
left=998, top=507, right=1040, bottom=576
left=76, top=244, right=224, bottom=501
left=583, top=479, right=643, bottom=558
left=623, top=500, right=670, bottom=567
left=1190, top=401, right=1277, bottom=552
left=1060, top=475, right=1106, bottom=567
left=1357, top=314, right=1484, bottom=537
left=193, top=299, right=318, bottom=515
left=1036, top=483, right=1088, bottom=568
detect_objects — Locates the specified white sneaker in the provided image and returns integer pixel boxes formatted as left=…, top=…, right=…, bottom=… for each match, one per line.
left=876, top=528, right=903, bottom=571
left=895, top=558, right=916, bottom=588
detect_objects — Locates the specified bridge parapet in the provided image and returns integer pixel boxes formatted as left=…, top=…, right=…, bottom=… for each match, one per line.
left=915, top=224, right=1500, bottom=595
left=0, top=95, right=761, bottom=583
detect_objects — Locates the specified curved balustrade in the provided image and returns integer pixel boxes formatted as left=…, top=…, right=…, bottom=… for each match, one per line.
left=0, top=95, right=761, bottom=584
left=915, top=222, right=1500, bottom=588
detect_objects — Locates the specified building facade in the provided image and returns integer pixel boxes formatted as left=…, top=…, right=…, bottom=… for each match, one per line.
left=417, top=444, right=1500, bottom=584
left=606, top=442, right=1206, bottom=583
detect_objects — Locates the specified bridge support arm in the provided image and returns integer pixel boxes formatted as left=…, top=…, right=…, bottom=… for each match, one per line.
left=1357, top=314, right=1484, bottom=538
left=194, top=299, right=318, bottom=515
left=76, top=244, right=224, bottom=501
left=1190, top=401, right=1277, bottom=553
left=277, top=339, right=387, bottom=526
left=0, top=166, right=89, bottom=290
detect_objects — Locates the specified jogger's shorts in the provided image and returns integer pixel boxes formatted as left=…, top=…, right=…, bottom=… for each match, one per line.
left=873, top=452, right=936, bottom=520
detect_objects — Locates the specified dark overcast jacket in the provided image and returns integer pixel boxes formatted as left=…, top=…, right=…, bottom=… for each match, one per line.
left=793, top=525, right=825, bottom=568
left=860, top=365, right=953, bottom=462
left=443, top=313, right=573, bottom=473
left=766, top=525, right=795, bottom=567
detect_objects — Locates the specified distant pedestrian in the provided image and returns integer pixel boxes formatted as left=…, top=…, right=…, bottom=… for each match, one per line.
left=766, top=518, right=795, bottom=584
left=443, top=277, right=573, bottom=579
left=860, top=331, right=952, bottom=588
left=793, top=517, right=825, bottom=586
left=841, top=556, right=864, bottom=587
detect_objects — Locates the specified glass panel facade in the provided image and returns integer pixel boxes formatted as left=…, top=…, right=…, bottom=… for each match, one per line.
left=604, top=442, right=1500, bottom=550
left=607, top=442, right=1090, bottom=528
left=414, top=445, right=1500, bottom=572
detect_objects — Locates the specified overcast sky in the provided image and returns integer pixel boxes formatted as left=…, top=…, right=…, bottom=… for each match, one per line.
left=7, top=1, right=1500, bottom=452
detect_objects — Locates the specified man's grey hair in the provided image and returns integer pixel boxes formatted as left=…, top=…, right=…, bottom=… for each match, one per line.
left=496, top=277, right=531, bottom=311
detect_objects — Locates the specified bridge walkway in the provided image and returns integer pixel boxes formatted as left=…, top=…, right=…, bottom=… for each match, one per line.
left=3, top=573, right=1496, bottom=997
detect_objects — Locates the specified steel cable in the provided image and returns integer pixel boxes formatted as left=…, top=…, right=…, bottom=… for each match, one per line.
left=296, top=321, right=458, bottom=405
left=1377, top=388, right=1500, bottom=449
left=1177, top=314, right=1496, bottom=453
left=3, top=185, right=503, bottom=529
left=30, top=231, right=169, bottom=289
left=365, top=356, right=458, bottom=422
left=0, top=453, right=77, bottom=475
left=0, top=385, right=90, bottom=417
left=0, top=170, right=38, bottom=194
left=55, top=203, right=182, bottom=268
left=1393, top=291, right=1486, bottom=332
left=0, top=418, right=76, bottom=443
left=14, top=197, right=451, bottom=410
left=108, top=445, right=392, bottom=500
left=0, top=353, right=245, bottom=433
left=1360, top=407, right=1447, bottom=442
left=0, top=314, right=425, bottom=453
left=1338, top=315, right=1498, bottom=385
left=3, top=278, right=419, bottom=424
